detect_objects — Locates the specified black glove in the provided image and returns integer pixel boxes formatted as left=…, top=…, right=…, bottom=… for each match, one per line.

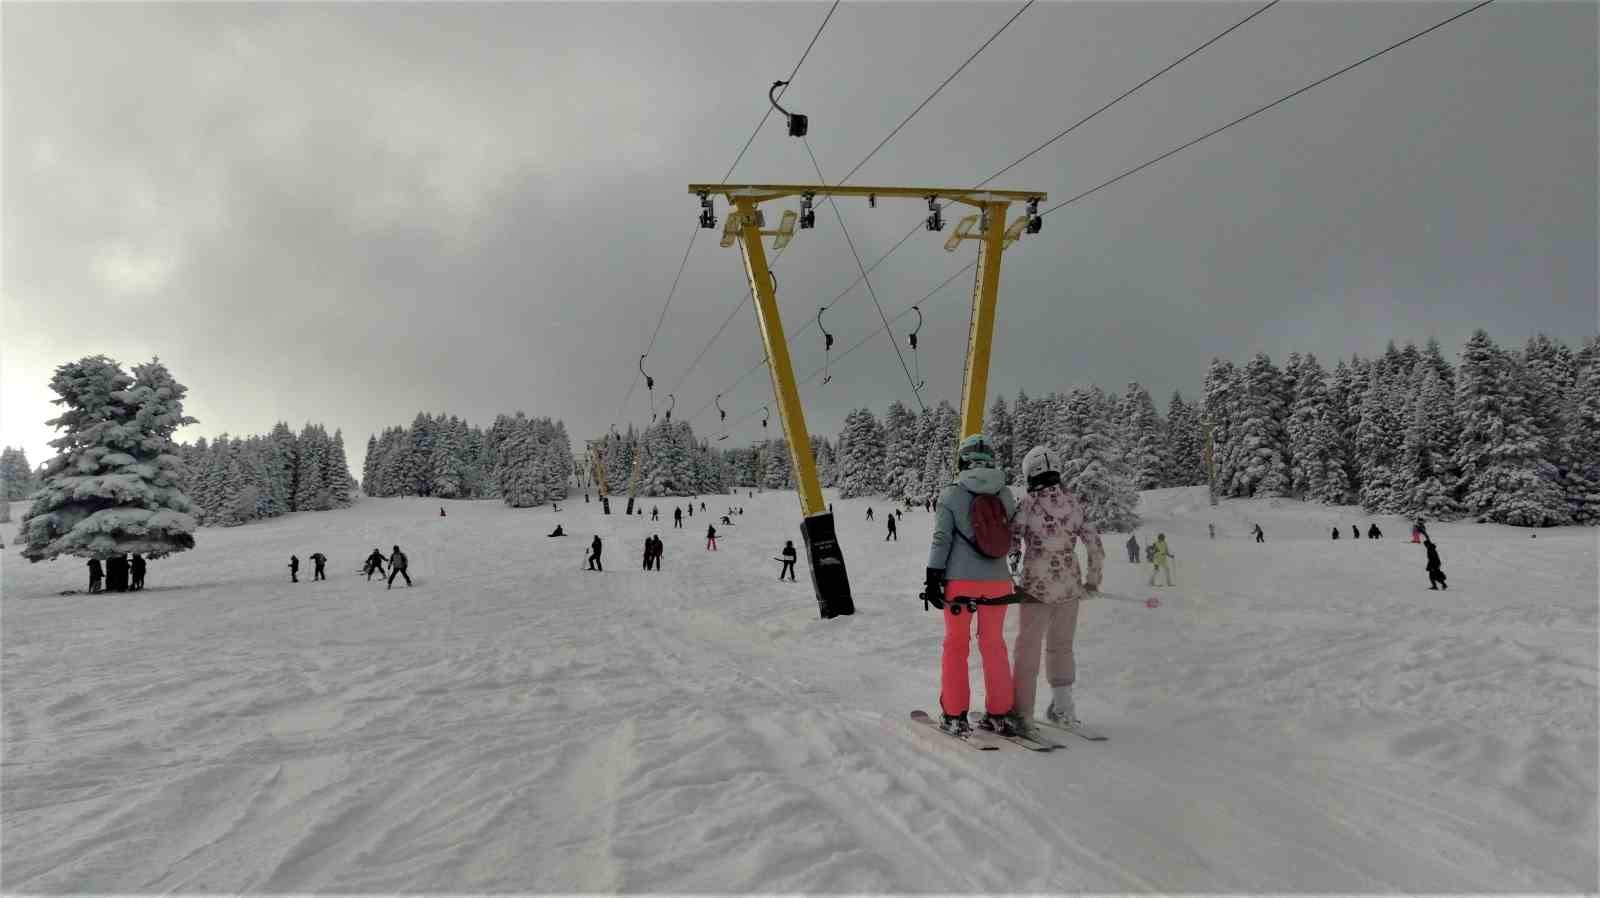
left=923, top=568, right=946, bottom=611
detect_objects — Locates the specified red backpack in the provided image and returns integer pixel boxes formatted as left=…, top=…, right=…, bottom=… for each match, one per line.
left=958, top=492, right=1012, bottom=558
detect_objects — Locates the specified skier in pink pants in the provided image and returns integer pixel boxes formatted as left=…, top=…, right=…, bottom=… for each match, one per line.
left=924, top=434, right=1020, bottom=738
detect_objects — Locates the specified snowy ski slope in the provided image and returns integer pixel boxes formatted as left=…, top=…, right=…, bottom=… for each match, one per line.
left=2, top=487, right=1595, bottom=892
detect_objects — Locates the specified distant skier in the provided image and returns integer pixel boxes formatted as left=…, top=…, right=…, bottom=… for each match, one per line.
left=721, top=514, right=733, bottom=525
left=1367, top=523, right=1383, bottom=540
left=1424, top=538, right=1447, bottom=590
left=585, top=492, right=589, bottom=503
left=1413, top=517, right=1428, bottom=542
left=896, top=508, right=903, bottom=521
left=886, top=514, right=898, bottom=541
left=651, top=506, right=659, bottom=521
left=925, top=434, right=1019, bottom=738
left=642, top=536, right=654, bottom=571
left=706, top=523, right=718, bottom=551
left=387, top=545, right=411, bottom=588
left=288, top=554, right=300, bottom=583
left=130, top=553, right=146, bottom=590
left=87, top=557, right=104, bottom=593
left=440, top=506, right=446, bottom=517
left=364, top=548, right=387, bottom=580
left=866, top=507, right=874, bottom=522
left=107, top=554, right=128, bottom=592
left=700, top=502, right=706, bottom=512
left=587, top=535, right=603, bottom=571
left=650, top=535, right=663, bottom=570
left=1145, top=542, right=1156, bottom=563
left=674, top=507, right=683, bottom=529
left=1331, top=526, right=1340, bottom=540
left=779, top=540, right=797, bottom=581
left=547, top=525, right=565, bottom=537
left=1352, top=524, right=1360, bottom=540
left=1252, top=523, right=1264, bottom=543
left=687, top=504, right=693, bottom=518
left=1126, top=533, right=1139, bottom=563
left=1208, top=522, right=1215, bottom=540
left=553, top=502, right=561, bottom=512
left=310, top=551, right=327, bottom=581
left=1008, top=446, right=1104, bottom=734
left=1149, top=534, right=1175, bottom=587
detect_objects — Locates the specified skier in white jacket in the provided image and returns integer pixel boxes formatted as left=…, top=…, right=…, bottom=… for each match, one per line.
left=1008, top=446, right=1105, bottom=732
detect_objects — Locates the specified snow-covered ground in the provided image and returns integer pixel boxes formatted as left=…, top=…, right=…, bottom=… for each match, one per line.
left=2, top=487, right=1595, bottom=892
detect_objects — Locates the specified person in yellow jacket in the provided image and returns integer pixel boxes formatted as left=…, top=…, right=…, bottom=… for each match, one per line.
left=1149, top=533, right=1175, bottom=587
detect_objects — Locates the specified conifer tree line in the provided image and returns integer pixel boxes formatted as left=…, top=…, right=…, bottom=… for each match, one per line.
left=591, top=421, right=732, bottom=497
left=177, top=422, right=358, bottom=526
left=823, top=331, right=1599, bottom=529
left=363, top=412, right=575, bottom=507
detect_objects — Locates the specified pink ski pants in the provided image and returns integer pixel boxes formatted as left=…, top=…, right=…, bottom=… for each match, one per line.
left=939, top=579, right=1014, bottom=717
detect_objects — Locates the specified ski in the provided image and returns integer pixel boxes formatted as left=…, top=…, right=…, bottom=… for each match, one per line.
left=1032, top=718, right=1108, bottom=741
left=908, top=710, right=999, bottom=751
left=966, top=712, right=1064, bottom=751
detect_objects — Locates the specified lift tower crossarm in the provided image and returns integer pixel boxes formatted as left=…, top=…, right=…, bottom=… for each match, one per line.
left=689, top=184, right=1044, bottom=209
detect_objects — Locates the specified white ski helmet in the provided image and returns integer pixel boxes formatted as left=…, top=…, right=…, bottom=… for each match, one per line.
left=1021, top=445, right=1062, bottom=488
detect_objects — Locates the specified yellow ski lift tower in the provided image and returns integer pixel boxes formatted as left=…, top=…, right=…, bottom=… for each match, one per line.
left=689, top=183, right=1045, bottom=619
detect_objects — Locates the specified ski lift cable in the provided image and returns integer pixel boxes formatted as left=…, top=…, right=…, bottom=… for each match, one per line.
left=834, top=0, right=1037, bottom=187
left=1038, top=0, right=1497, bottom=220
left=610, top=0, right=842, bottom=430
left=980, top=0, right=1280, bottom=188
left=801, top=136, right=927, bottom=411
left=791, top=0, right=1500, bottom=390
left=678, top=0, right=1285, bottom=425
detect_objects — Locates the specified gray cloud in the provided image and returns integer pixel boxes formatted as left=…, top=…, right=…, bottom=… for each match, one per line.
left=4, top=2, right=1594, bottom=472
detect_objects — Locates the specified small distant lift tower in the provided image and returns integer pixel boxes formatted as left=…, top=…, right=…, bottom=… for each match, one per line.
left=689, top=183, right=1045, bottom=619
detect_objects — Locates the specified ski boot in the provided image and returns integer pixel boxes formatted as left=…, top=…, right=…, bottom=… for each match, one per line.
left=1045, top=685, right=1080, bottom=727
left=940, top=712, right=972, bottom=737
left=974, top=711, right=1021, bottom=738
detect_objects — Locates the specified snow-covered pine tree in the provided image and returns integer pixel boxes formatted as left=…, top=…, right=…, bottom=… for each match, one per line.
left=838, top=408, right=886, bottom=498
left=327, top=429, right=355, bottom=507
left=294, top=423, right=329, bottom=511
left=1202, top=358, right=1239, bottom=497
left=1, top=446, right=34, bottom=500
left=1011, top=390, right=1040, bottom=462
left=987, top=396, right=1014, bottom=484
left=1060, top=387, right=1138, bottom=531
left=1398, top=365, right=1460, bottom=519
left=1565, top=340, right=1600, bottom=523
left=881, top=400, right=919, bottom=497
left=1226, top=354, right=1290, bottom=497
left=361, top=434, right=379, bottom=497
left=1161, top=393, right=1200, bottom=487
left=1118, top=383, right=1165, bottom=490
left=1324, top=359, right=1361, bottom=502
left=264, top=422, right=296, bottom=513
left=1287, top=354, right=1330, bottom=499
left=919, top=401, right=960, bottom=497
left=1355, top=364, right=1406, bottom=512
left=762, top=439, right=792, bottom=490
left=1453, top=329, right=1569, bottom=526
left=1522, top=334, right=1576, bottom=502
left=21, top=356, right=198, bottom=562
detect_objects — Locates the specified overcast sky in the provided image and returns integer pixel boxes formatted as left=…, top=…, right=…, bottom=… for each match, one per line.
left=4, top=1, right=1595, bottom=476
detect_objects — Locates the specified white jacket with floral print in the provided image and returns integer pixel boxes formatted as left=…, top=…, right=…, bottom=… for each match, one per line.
left=1009, top=484, right=1104, bottom=604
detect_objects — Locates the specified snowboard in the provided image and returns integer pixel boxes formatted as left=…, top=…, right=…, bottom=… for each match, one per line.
left=966, top=712, right=1063, bottom=751
left=1032, top=717, right=1108, bottom=741
left=908, top=710, right=998, bottom=751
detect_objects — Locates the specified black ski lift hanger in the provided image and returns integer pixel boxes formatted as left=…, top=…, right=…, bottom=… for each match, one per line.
left=908, top=305, right=925, bottom=392
left=769, top=80, right=808, bottom=138
left=817, top=307, right=835, bottom=385
left=663, top=393, right=675, bottom=423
